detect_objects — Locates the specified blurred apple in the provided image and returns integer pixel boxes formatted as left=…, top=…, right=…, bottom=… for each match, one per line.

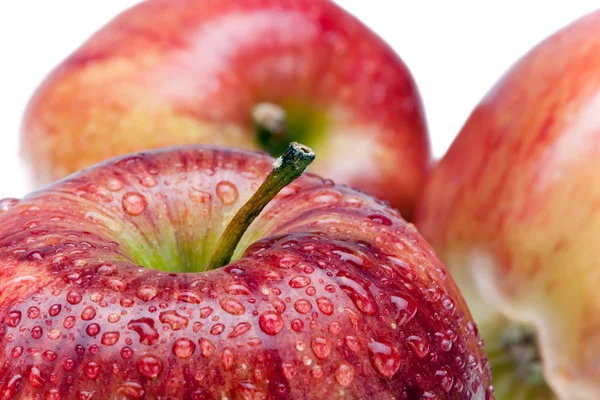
left=417, top=10, right=600, bottom=400
left=20, top=0, right=429, bottom=219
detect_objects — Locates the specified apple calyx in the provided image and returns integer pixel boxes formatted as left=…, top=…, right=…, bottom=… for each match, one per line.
left=208, top=142, right=315, bottom=269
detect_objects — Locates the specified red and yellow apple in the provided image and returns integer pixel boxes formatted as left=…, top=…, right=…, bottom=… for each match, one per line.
left=20, top=0, right=429, bottom=219
left=0, top=144, right=490, bottom=399
left=417, top=10, right=600, bottom=400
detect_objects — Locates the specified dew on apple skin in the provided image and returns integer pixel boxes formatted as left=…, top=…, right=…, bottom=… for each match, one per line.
left=199, top=307, right=213, bottom=319
left=11, top=346, right=23, bottom=358
left=210, top=323, right=225, bottom=335
left=46, top=388, right=61, bottom=400
left=390, top=292, right=417, bottom=327
left=159, top=310, right=189, bottom=330
left=282, top=362, right=296, bottom=379
left=221, top=348, right=235, bottom=371
left=0, top=374, right=23, bottom=399
left=47, top=329, right=61, bottom=340
left=136, top=354, right=163, bottom=378
left=289, top=275, right=311, bottom=288
left=336, top=271, right=378, bottom=316
left=86, top=323, right=100, bottom=337
left=5, top=310, right=22, bottom=327
left=228, top=322, right=252, bottom=339
left=271, top=298, right=286, bottom=313
left=63, top=316, right=76, bottom=329
left=316, top=297, right=334, bottom=315
left=66, top=291, right=83, bottom=305
left=27, top=306, right=40, bottom=319
left=106, top=178, right=124, bottom=191
left=0, top=197, right=19, bottom=212
left=368, top=338, right=401, bottom=378
left=136, top=285, right=158, bottom=302
left=172, top=338, right=196, bottom=359
left=311, top=336, right=332, bottom=360
left=258, top=311, right=284, bottom=335
left=219, top=297, right=246, bottom=315
left=199, top=338, right=216, bottom=358
left=344, top=336, right=361, bottom=352
left=127, top=317, right=159, bottom=345
left=140, top=175, right=157, bottom=187
left=121, top=192, right=147, bottom=216
left=116, top=381, right=145, bottom=399
left=407, top=335, right=430, bottom=358
left=103, top=277, right=128, bottom=293
left=80, top=306, right=96, bottom=321
left=335, top=363, right=355, bottom=387
left=436, top=365, right=454, bottom=393
left=96, top=263, right=117, bottom=276
left=293, top=299, right=312, bottom=314
left=31, top=326, right=43, bottom=339
left=101, top=331, right=120, bottom=346
left=84, top=361, right=101, bottom=379
left=28, top=366, right=45, bottom=388
left=291, top=319, right=304, bottom=332
left=216, top=181, right=239, bottom=205
left=120, top=347, right=133, bottom=359
left=174, top=290, right=203, bottom=304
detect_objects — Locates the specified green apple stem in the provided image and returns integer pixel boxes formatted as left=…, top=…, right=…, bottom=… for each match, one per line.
left=207, top=142, right=315, bottom=270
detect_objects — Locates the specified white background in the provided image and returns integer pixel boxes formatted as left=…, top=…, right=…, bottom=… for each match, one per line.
left=1, top=1, right=598, bottom=199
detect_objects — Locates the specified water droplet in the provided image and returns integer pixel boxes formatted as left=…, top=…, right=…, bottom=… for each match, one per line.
left=101, top=331, right=120, bottom=346
left=328, top=321, right=342, bottom=335
left=345, top=336, right=361, bottom=352
left=368, top=338, right=401, bottom=378
left=221, top=348, right=234, bottom=370
left=0, top=198, right=19, bottom=212
left=311, top=336, right=332, bottom=359
left=127, top=318, right=159, bottom=345
left=291, top=319, right=304, bottom=332
left=407, top=335, right=430, bottom=358
left=199, top=307, right=213, bottom=319
left=137, top=355, right=163, bottom=378
left=141, top=176, right=157, bottom=187
left=103, top=277, right=127, bottom=293
left=271, top=298, right=286, bottom=313
left=108, top=313, right=120, bottom=323
left=63, top=316, right=76, bottom=329
left=11, top=346, right=23, bottom=358
left=27, top=307, right=40, bottom=319
left=199, top=338, right=215, bottom=358
left=294, top=299, right=312, bottom=314
left=46, top=389, right=61, bottom=400
left=174, top=290, right=202, bottom=304
left=5, top=311, right=21, bottom=327
left=81, top=306, right=96, bottom=321
left=172, top=338, right=195, bottom=359
left=28, top=366, right=45, bottom=388
left=86, top=323, right=100, bottom=337
left=96, top=263, right=116, bottom=276
left=309, top=189, right=342, bottom=204
left=122, top=192, right=147, bottom=216
left=43, top=350, right=57, bottom=362
left=210, top=323, right=225, bottom=335
left=84, top=361, right=101, bottom=379
left=436, top=366, right=454, bottom=393
left=282, top=362, right=296, bottom=379
left=66, top=291, right=82, bottom=305
left=228, top=322, right=252, bottom=339
left=289, top=276, right=311, bottom=288
left=259, top=311, right=284, bottom=335
left=159, top=310, right=189, bottom=330
left=31, top=326, right=43, bottom=339
left=336, top=271, right=378, bottom=315
left=335, top=363, right=354, bottom=387
left=48, top=304, right=62, bottom=317
left=121, top=347, right=134, bottom=359
left=367, top=214, right=393, bottom=226
left=216, top=181, right=239, bottom=205
left=106, top=178, right=124, bottom=191
left=136, top=285, right=158, bottom=302
left=219, top=297, right=246, bottom=315
left=47, top=329, right=61, bottom=339
left=224, top=281, right=251, bottom=295
left=316, top=297, right=334, bottom=315
left=117, top=381, right=145, bottom=399
left=391, top=292, right=417, bottom=326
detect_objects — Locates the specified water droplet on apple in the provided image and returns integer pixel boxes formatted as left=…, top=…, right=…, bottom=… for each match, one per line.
left=5, top=311, right=21, bottom=327
left=224, top=281, right=251, bottom=295
left=282, top=362, right=296, bottom=379
left=122, top=192, right=147, bottom=216
left=368, top=338, right=401, bottom=378
left=117, top=381, right=145, bottom=399
left=199, top=307, right=213, bottom=318
left=407, top=335, right=430, bottom=358
left=66, top=291, right=82, bottom=305
left=141, top=176, right=157, bottom=187
left=46, top=389, right=61, bottom=400
left=294, top=299, right=312, bottom=314
left=210, top=323, right=225, bottom=335
left=11, top=346, right=23, bottom=358
left=1, top=374, right=22, bottom=398
left=391, top=292, right=417, bottom=326
left=289, top=275, right=311, bottom=288
left=106, top=178, right=124, bottom=191
left=228, top=322, right=252, bottom=339
left=216, top=181, right=239, bottom=205
left=221, top=348, right=234, bottom=370
left=137, top=355, right=163, bottom=378
left=271, top=298, right=286, bottom=313
left=316, top=297, right=334, bottom=315
left=336, top=271, right=378, bottom=315
left=31, top=326, right=43, bottom=339
left=199, top=338, right=215, bottom=358
left=291, top=319, right=304, bottom=332
left=84, top=361, right=101, bottom=379
left=127, top=317, right=159, bottom=345
left=219, top=297, right=246, bottom=315
left=101, top=331, right=120, bottom=346
left=120, top=347, right=133, bottom=359
left=174, top=290, right=202, bottom=304
left=27, top=306, right=40, bottom=319
left=309, top=188, right=342, bottom=204
left=311, top=336, right=332, bottom=359
left=159, top=310, right=189, bottom=330
left=103, top=277, right=127, bottom=292
left=47, top=329, right=61, bottom=339
left=96, top=263, right=116, bottom=276
left=86, top=323, right=100, bottom=337
left=136, top=285, right=158, bottom=302
left=172, top=338, right=195, bottom=359
left=328, top=321, right=342, bottom=335
left=335, top=363, right=354, bottom=387
left=42, top=350, right=57, bottom=362
left=81, top=306, right=96, bottom=321
left=0, top=198, right=19, bottom=212
left=436, top=365, right=454, bottom=393
left=259, top=311, right=284, bottom=335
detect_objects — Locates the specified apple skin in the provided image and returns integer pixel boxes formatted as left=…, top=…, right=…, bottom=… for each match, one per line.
left=20, top=0, right=430, bottom=219
left=416, top=10, right=600, bottom=400
left=0, top=146, right=489, bottom=399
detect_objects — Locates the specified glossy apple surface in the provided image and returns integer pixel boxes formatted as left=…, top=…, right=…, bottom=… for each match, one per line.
left=417, top=10, right=600, bottom=400
left=0, top=146, right=489, bottom=399
left=20, top=0, right=429, bottom=218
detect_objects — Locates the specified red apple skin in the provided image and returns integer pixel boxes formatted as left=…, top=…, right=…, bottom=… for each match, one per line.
left=0, top=146, right=488, bottom=399
left=20, top=0, right=429, bottom=219
left=416, top=10, right=600, bottom=400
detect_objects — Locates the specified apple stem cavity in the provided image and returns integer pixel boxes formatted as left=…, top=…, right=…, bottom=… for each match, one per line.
left=208, top=142, right=315, bottom=270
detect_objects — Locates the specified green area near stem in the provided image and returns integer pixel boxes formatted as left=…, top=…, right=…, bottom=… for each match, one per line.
left=255, top=102, right=328, bottom=157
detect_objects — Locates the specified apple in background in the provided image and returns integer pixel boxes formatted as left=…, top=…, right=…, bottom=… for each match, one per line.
left=417, top=10, right=600, bottom=400
left=0, top=144, right=490, bottom=399
left=20, top=0, right=430, bottom=220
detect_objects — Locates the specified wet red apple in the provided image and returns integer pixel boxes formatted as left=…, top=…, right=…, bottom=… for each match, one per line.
left=0, top=144, right=489, bottom=398
left=20, top=0, right=429, bottom=219
left=417, top=10, right=600, bottom=400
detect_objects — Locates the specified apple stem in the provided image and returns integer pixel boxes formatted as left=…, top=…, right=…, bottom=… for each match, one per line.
left=207, top=142, right=315, bottom=270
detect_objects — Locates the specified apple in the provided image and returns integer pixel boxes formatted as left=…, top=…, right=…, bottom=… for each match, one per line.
left=416, top=10, right=600, bottom=400
left=20, top=0, right=430, bottom=219
left=0, top=143, right=490, bottom=398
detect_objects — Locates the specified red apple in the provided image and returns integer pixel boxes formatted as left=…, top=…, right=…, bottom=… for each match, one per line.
left=20, top=0, right=429, bottom=219
left=0, top=144, right=489, bottom=399
left=416, top=10, right=600, bottom=400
